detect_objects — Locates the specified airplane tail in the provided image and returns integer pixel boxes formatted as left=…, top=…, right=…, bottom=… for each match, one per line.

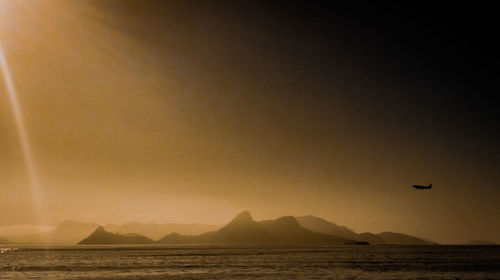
left=429, top=183, right=432, bottom=188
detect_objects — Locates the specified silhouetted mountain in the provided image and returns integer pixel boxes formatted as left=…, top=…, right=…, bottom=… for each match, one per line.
left=377, top=232, right=437, bottom=245
left=296, top=216, right=359, bottom=239
left=358, top=232, right=386, bottom=244
left=6, top=220, right=100, bottom=244
left=296, top=215, right=385, bottom=244
left=158, top=211, right=356, bottom=244
left=104, top=222, right=219, bottom=240
left=467, top=240, right=496, bottom=245
left=159, top=232, right=193, bottom=243
left=5, top=220, right=218, bottom=244
left=78, top=226, right=154, bottom=244
left=296, top=215, right=438, bottom=245
left=6, top=214, right=438, bottom=245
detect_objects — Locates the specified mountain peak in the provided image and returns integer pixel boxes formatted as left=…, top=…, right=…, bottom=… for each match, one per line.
left=220, top=210, right=256, bottom=231
left=94, top=226, right=105, bottom=232
left=78, top=226, right=154, bottom=245
left=231, top=210, right=253, bottom=223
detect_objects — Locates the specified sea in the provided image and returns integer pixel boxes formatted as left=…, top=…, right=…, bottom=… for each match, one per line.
left=1, top=245, right=499, bottom=279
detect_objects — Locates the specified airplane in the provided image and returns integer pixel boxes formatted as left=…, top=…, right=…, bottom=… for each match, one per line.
left=413, top=184, right=432, bottom=190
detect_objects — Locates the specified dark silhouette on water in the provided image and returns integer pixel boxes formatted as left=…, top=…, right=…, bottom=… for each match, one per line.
left=296, top=215, right=437, bottom=245
left=78, top=226, right=155, bottom=244
left=104, top=222, right=219, bottom=240
left=157, top=211, right=358, bottom=244
left=413, top=183, right=432, bottom=190
left=78, top=211, right=359, bottom=245
left=2, top=220, right=219, bottom=244
left=77, top=211, right=441, bottom=245
left=296, top=215, right=385, bottom=244
left=378, top=232, right=438, bottom=245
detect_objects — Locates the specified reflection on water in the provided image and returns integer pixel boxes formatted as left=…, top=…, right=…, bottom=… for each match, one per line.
left=1, top=245, right=499, bottom=279
left=0, top=248, right=18, bottom=254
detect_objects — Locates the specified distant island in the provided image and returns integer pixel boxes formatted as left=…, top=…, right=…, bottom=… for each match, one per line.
left=157, top=211, right=355, bottom=244
left=104, top=222, right=219, bottom=240
left=378, top=232, right=437, bottom=245
left=75, top=211, right=439, bottom=245
left=2, top=220, right=218, bottom=245
left=297, top=215, right=385, bottom=244
left=0, top=211, right=449, bottom=245
left=79, top=226, right=154, bottom=245
left=296, top=215, right=437, bottom=245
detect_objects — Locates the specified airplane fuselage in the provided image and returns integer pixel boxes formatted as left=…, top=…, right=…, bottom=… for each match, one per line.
left=413, top=184, right=432, bottom=190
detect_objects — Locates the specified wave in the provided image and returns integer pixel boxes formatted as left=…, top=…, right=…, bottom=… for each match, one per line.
left=0, top=248, right=18, bottom=254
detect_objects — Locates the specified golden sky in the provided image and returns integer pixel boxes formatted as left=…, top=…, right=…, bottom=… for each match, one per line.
left=0, top=0, right=498, bottom=244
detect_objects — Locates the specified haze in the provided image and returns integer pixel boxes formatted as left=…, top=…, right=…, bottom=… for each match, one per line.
left=0, top=1, right=498, bottom=244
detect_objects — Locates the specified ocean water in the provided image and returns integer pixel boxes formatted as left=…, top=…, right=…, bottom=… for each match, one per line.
left=1, top=245, right=499, bottom=279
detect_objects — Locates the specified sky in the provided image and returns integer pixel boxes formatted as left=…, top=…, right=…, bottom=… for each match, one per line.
left=0, top=0, right=498, bottom=244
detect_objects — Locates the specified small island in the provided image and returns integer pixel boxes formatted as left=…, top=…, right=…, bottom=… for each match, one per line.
left=78, top=226, right=154, bottom=245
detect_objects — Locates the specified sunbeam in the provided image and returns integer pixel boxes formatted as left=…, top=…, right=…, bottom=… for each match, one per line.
left=0, top=41, right=43, bottom=221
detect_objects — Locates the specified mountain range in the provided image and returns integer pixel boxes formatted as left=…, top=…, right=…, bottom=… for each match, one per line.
left=2, top=221, right=219, bottom=244
left=80, top=211, right=356, bottom=245
left=296, top=215, right=437, bottom=245
left=76, top=211, right=438, bottom=245
left=1, top=211, right=441, bottom=245
left=158, top=211, right=355, bottom=244
left=104, top=222, right=219, bottom=240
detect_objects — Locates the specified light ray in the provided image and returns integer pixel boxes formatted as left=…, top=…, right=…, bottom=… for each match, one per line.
left=0, top=41, right=43, bottom=220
